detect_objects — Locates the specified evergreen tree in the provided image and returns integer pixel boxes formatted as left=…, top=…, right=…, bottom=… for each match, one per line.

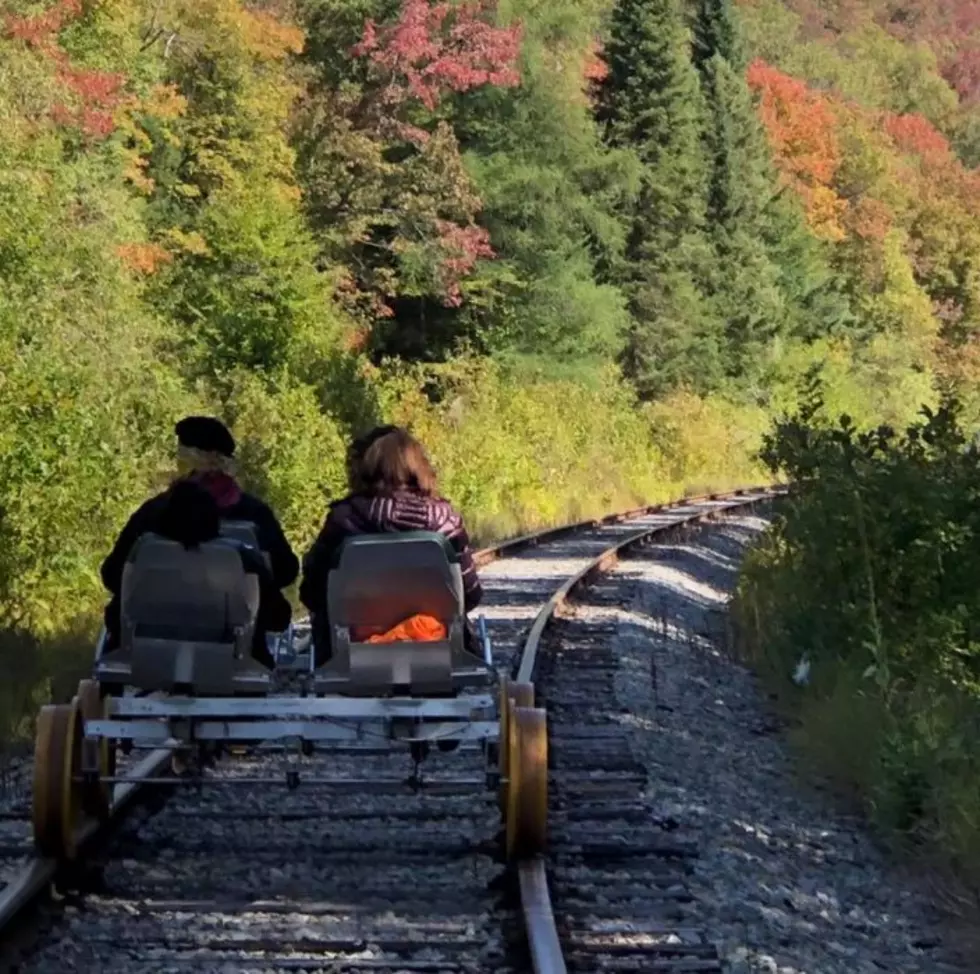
left=693, top=0, right=743, bottom=72
left=446, top=0, right=640, bottom=373
left=700, top=52, right=784, bottom=382
left=692, top=0, right=853, bottom=388
left=596, top=0, right=721, bottom=398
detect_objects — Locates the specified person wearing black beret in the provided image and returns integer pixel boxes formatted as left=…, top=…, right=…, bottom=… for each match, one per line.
left=174, top=415, right=236, bottom=458
left=99, top=417, right=300, bottom=652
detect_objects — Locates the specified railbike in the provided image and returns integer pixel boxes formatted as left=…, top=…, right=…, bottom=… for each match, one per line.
left=31, top=525, right=547, bottom=863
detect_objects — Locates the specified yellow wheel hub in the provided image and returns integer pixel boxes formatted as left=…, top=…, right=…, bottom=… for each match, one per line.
left=32, top=699, right=84, bottom=860
left=503, top=704, right=548, bottom=861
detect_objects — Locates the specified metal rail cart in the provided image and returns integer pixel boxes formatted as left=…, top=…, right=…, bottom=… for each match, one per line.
left=31, top=530, right=547, bottom=863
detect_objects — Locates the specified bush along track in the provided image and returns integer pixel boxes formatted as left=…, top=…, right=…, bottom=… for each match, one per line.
left=735, top=393, right=980, bottom=947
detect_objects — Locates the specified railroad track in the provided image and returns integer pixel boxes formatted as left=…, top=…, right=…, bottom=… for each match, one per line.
left=0, top=487, right=780, bottom=973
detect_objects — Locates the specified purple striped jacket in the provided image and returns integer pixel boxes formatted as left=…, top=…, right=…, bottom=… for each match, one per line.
left=298, top=490, right=482, bottom=617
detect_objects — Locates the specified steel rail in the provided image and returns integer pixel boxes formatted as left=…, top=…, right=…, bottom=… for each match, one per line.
left=0, top=483, right=781, bottom=945
left=0, top=744, right=174, bottom=921
left=514, top=486, right=783, bottom=974
left=471, top=485, right=771, bottom=568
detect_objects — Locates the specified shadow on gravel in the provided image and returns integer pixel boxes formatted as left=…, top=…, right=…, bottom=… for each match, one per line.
left=584, top=514, right=970, bottom=974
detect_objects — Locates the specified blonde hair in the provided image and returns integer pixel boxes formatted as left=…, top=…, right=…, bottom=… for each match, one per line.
left=176, top=444, right=237, bottom=478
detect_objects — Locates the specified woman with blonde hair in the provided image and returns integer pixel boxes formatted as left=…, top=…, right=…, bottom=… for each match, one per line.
left=100, top=417, right=299, bottom=610
left=101, top=480, right=291, bottom=666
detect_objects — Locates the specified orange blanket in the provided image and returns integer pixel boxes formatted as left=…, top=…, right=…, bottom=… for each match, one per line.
left=358, top=613, right=447, bottom=644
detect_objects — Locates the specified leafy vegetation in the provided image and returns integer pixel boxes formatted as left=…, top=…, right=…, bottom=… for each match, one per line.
left=0, top=0, right=978, bottom=752
left=734, top=389, right=980, bottom=893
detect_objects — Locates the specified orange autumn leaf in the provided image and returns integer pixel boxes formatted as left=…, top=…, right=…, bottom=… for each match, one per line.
left=747, top=59, right=848, bottom=241
left=116, top=242, right=173, bottom=275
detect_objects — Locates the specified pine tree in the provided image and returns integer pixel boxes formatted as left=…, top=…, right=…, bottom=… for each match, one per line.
left=693, top=0, right=743, bottom=73
left=692, top=0, right=852, bottom=388
left=699, top=53, right=784, bottom=381
left=595, top=0, right=721, bottom=398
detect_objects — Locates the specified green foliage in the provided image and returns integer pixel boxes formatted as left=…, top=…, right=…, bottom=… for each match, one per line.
left=0, top=33, right=195, bottom=636
left=225, top=370, right=348, bottom=557
left=698, top=49, right=787, bottom=383
left=695, top=0, right=745, bottom=70
left=372, top=355, right=764, bottom=541
left=454, top=70, right=638, bottom=364
left=953, top=107, right=980, bottom=167
left=152, top=183, right=342, bottom=378
left=596, top=0, right=725, bottom=397
left=734, top=387, right=980, bottom=889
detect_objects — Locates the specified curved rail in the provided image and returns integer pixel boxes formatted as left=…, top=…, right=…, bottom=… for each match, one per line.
left=513, top=487, right=783, bottom=974
left=0, top=484, right=780, bottom=948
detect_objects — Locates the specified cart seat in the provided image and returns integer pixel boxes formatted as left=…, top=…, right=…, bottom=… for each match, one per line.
left=219, top=519, right=272, bottom=571
left=314, top=531, right=489, bottom=697
left=95, top=534, right=270, bottom=696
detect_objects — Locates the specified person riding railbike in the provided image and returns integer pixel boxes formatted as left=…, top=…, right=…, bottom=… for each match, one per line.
left=101, top=416, right=299, bottom=595
left=101, top=481, right=291, bottom=667
left=300, top=426, right=483, bottom=664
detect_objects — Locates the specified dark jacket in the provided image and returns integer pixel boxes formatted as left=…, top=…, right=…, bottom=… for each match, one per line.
left=102, top=537, right=291, bottom=668
left=100, top=480, right=299, bottom=594
left=299, top=490, right=483, bottom=618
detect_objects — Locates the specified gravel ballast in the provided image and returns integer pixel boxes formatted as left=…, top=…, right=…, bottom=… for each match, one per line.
left=603, top=510, right=968, bottom=973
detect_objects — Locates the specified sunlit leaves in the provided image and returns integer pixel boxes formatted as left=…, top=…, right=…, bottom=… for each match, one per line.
left=116, top=240, right=173, bottom=274
left=353, top=0, right=521, bottom=109
left=298, top=0, right=522, bottom=328
left=883, top=111, right=953, bottom=162
left=747, top=59, right=848, bottom=241
left=3, top=0, right=127, bottom=140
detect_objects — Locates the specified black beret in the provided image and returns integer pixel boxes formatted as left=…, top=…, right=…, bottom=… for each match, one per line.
left=174, top=416, right=235, bottom=457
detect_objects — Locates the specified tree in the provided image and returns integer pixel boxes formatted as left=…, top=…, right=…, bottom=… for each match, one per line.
left=594, top=0, right=721, bottom=397
left=693, top=0, right=743, bottom=71
left=295, top=0, right=522, bottom=359
left=747, top=60, right=849, bottom=242
left=0, top=0, right=195, bottom=632
left=693, top=0, right=849, bottom=386
left=121, top=0, right=349, bottom=384
left=443, top=0, right=641, bottom=371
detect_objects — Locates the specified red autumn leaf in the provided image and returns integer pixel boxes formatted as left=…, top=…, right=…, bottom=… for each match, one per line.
left=435, top=219, right=494, bottom=306
left=882, top=112, right=951, bottom=162
left=747, top=59, right=848, bottom=239
left=4, top=0, right=126, bottom=140
left=747, top=60, right=842, bottom=185
left=3, top=0, right=81, bottom=49
left=583, top=39, right=608, bottom=82
left=353, top=0, right=522, bottom=110
left=116, top=242, right=173, bottom=275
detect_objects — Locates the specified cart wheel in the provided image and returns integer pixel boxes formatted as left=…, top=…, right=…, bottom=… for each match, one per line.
left=504, top=706, right=548, bottom=861
left=498, top=680, right=534, bottom=813
left=33, top=700, right=84, bottom=860
left=76, top=679, right=115, bottom=820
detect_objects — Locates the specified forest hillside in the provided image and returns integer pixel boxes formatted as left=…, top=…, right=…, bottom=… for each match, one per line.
left=0, top=0, right=978, bottom=739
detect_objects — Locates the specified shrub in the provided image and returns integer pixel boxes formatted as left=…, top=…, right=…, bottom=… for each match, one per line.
left=733, top=387, right=980, bottom=894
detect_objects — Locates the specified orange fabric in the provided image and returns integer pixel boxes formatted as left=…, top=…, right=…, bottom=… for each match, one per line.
left=362, top=613, right=447, bottom=644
